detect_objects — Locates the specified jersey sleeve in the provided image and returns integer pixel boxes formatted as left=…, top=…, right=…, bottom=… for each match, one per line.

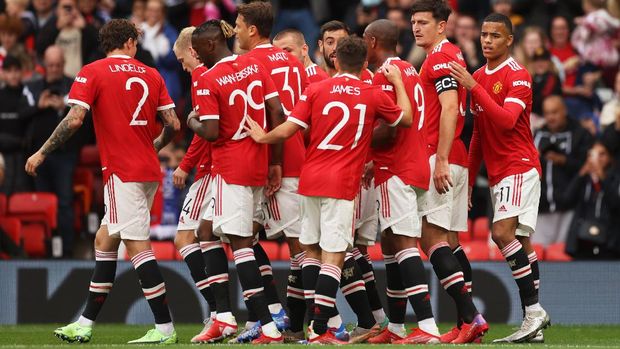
left=427, top=52, right=459, bottom=95
left=156, top=73, right=175, bottom=111
left=196, top=76, right=220, bottom=121
left=375, top=89, right=404, bottom=127
left=504, top=69, right=532, bottom=112
left=288, top=85, right=313, bottom=129
left=67, top=65, right=96, bottom=110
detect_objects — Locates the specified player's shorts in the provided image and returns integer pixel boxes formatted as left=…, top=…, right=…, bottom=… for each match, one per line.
left=261, top=178, right=301, bottom=240
left=418, top=154, right=468, bottom=232
left=299, top=196, right=355, bottom=253
left=211, top=174, right=263, bottom=239
left=102, top=174, right=158, bottom=240
left=354, top=179, right=378, bottom=246
left=177, top=175, right=214, bottom=234
left=377, top=175, right=423, bottom=238
left=490, top=168, right=540, bottom=237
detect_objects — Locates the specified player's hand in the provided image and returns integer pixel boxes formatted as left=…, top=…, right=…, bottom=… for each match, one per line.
left=172, top=167, right=188, bottom=189
left=382, top=64, right=403, bottom=85
left=433, top=158, right=453, bottom=194
left=38, top=90, right=51, bottom=109
left=362, top=162, right=374, bottom=189
left=468, top=185, right=473, bottom=211
left=544, top=151, right=567, bottom=166
left=25, top=151, right=46, bottom=177
left=448, top=62, right=476, bottom=90
left=266, top=164, right=282, bottom=197
left=243, top=116, right=267, bottom=143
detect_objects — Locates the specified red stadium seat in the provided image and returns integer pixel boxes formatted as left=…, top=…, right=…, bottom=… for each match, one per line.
left=260, top=241, right=280, bottom=261
left=0, top=193, right=7, bottom=216
left=0, top=217, right=22, bottom=245
left=8, top=192, right=58, bottom=233
left=532, top=243, right=545, bottom=261
left=150, top=241, right=177, bottom=260
left=459, top=229, right=472, bottom=242
left=545, top=243, right=572, bottom=261
left=472, top=217, right=490, bottom=241
left=21, top=223, right=47, bottom=257
left=279, top=243, right=290, bottom=261
left=366, top=244, right=383, bottom=261
left=460, top=241, right=490, bottom=261
left=223, top=243, right=233, bottom=260
left=79, top=145, right=100, bottom=167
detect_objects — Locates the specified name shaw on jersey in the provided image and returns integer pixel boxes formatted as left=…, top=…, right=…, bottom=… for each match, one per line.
left=215, top=64, right=260, bottom=86
left=330, top=85, right=361, bottom=95
left=108, top=63, right=146, bottom=74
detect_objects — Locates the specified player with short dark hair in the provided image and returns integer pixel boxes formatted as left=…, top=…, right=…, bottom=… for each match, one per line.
left=411, top=0, right=487, bottom=343
left=448, top=12, right=550, bottom=344
left=245, top=35, right=413, bottom=345
left=187, top=19, right=286, bottom=344
left=363, top=19, right=440, bottom=344
left=27, top=18, right=180, bottom=344
left=273, top=29, right=330, bottom=84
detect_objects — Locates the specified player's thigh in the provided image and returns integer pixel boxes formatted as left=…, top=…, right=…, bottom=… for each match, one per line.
left=418, top=156, right=451, bottom=230
left=449, top=164, right=469, bottom=232
left=319, top=198, right=355, bottom=253
left=211, top=175, right=256, bottom=238
left=263, top=178, right=301, bottom=240
left=377, top=176, right=422, bottom=239
left=178, top=175, right=212, bottom=235
left=94, top=224, right=121, bottom=252
left=299, top=195, right=321, bottom=247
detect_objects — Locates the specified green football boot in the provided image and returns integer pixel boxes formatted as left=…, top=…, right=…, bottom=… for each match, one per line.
left=127, top=328, right=178, bottom=344
left=53, top=322, right=92, bottom=343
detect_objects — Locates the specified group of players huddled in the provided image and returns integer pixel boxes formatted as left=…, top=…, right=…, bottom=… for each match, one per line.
left=25, top=0, right=552, bottom=345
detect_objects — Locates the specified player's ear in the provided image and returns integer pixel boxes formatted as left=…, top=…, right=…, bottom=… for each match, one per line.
left=506, top=34, right=514, bottom=48
left=318, top=39, right=324, bottom=52
left=362, top=60, right=368, bottom=71
left=248, top=24, right=258, bottom=38
left=437, top=20, right=446, bottom=35
left=302, top=44, right=309, bottom=56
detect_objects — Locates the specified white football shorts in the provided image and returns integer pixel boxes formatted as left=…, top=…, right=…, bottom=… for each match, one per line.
left=299, top=195, right=355, bottom=253
left=490, top=168, right=541, bottom=237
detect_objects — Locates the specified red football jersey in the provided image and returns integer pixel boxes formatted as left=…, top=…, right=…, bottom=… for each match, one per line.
left=419, top=39, right=468, bottom=166
left=361, top=68, right=373, bottom=84
left=371, top=57, right=430, bottom=190
left=468, top=57, right=542, bottom=187
left=290, top=74, right=404, bottom=200
left=179, top=64, right=211, bottom=180
left=194, top=54, right=278, bottom=186
left=68, top=55, right=174, bottom=183
left=305, top=63, right=329, bottom=84
left=246, top=44, right=309, bottom=177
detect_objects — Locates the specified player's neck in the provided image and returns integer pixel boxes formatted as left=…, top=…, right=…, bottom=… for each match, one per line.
left=303, top=56, right=314, bottom=68
left=211, top=49, right=233, bottom=65
left=487, top=52, right=511, bottom=71
left=249, top=38, right=271, bottom=50
left=425, top=35, right=447, bottom=54
left=337, top=70, right=361, bottom=79
left=106, top=49, right=133, bottom=58
left=378, top=50, right=398, bottom=66
left=326, top=66, right=338, bottom=77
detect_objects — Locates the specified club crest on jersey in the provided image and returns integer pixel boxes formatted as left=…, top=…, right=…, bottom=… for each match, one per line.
left=493, top=81, right=503, bottom=94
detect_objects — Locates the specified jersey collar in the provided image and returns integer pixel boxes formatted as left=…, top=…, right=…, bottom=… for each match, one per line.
left=335, top=73, right=360, bottom=80
left=211, top=54, right=238, bottom=69
left=485, top=56, right=515, bottom=75
left=108, top=54, right=131, bottom=59
left=255, top=43, right=273, bottom=49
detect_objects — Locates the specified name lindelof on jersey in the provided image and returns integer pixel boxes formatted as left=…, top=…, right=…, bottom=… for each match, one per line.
left=215, top=64, right=259, bottom=86
left=330, top=85, right=361, bottom=96
left=267, top=52, right=289, bottom=62
left=108, top=63, right=146, bottom=74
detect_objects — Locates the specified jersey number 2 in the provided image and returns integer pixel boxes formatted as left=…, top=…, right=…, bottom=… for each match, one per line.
left=126, top=77, right=149, bottom=126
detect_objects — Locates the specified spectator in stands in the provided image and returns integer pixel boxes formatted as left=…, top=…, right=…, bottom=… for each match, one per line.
left=454, top=13, right=483, bottom=71
left=491, top=0, right=525, bottom=37
left=533, top=95, right=594, bottom=247
left=600, top=71, right=620, bottom=129
left=77, top=0, right=111, bottom=30
left=385, top=6, right=414, bottom=60
left=601, top=96, right=620, bottom=162
left=272, top=0, right=320, bottom=55
left=139, top=0, right=181, bottom=103
left=531, top=48, right=562, bottom=118
left=549, top=16, right=579, bottom=90
left=31, top=0, right=55, bottom=34
left=4, top=0, right=36, bottom=42
left=565, top=140, right=620, bottom=259
left=22, top=46, right=77, bottom=257
left=0, top=14, right=34, bottom=78
left=0, top=55, right=32, bottom=195
left=35, top=0, right=99, bottom=78
left=563, top=63, right=602, bottom=134
left=514, top=26, right=564, bottom=80
left=130, top=0, right=146, bottom=27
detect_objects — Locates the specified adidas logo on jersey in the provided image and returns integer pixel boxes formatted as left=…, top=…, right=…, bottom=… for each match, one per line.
left=498, top=205, right=508, bottom=212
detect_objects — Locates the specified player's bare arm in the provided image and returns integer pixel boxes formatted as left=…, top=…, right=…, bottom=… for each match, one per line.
left=187, top=112, right=218, bottom=141
left=244, top=117, right=302, bottom=144
left=435, top=90, right=458, bottom=194
left=154, top=108, right=180, bottom=152
left=383, top=64, right=412, bottom=127
left=371, top=120, right=398, bottom=149
left=448, top=62, right=477, bottom=90
left=25, top=104, right=87, bottom=176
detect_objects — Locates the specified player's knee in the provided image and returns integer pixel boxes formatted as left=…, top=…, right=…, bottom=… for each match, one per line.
left=174, top=232, right=195, bottom=250
left=491, top=228, right=513, bottom=248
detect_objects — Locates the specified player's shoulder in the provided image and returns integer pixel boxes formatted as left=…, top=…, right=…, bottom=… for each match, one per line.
left=430, top=40, right=462, bottom=58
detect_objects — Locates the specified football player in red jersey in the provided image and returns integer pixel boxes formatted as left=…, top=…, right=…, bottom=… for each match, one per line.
left=187, top=20, right=286, bottom=344
left=319, top=20, right=374, bottom=84
left=234, top=1, right=307, bottom=340
left=172, top=26, right=237, bottom=343
left=363, top=19, right=440, bottom=344
left=272, top=29, right=330, bottom=84
left=411, top=0, right=487, bottom=343
left=448, top=13, right=550, bottom=343
left=26, top=19, right=180, bottom=344
left=244, top=36, right=413, bottom=345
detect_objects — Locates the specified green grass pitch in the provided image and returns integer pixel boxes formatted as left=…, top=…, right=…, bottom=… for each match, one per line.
left=1, top=324, right=619, bottom=348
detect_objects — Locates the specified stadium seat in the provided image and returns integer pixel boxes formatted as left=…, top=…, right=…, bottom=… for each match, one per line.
left=260, top=241, right=280, bottom=261
left=545, top=243, right=572, bottom=261
left=79, top=145, right=100, bottom=167
left=73, top=168, right=95, bottom=232
left=150, top=241, right=177, bottom=260
left=8, top=192, right=58, bottom=233
left=460, top=241, right=489, bottom=261
left=0, top=217, right=22, bottom=246
left=21, top=223, right=47, bottom=258
left=279, top=242, right=290, bottom=261
left=366, top=244, right=383, bottom=261
left=459, top=229, right=472, bottom=242
left=532, top=243, right=545, bottom=261
left=472, top=216, right=490, bottom=241
left=0, top=193, right=7, bottom=216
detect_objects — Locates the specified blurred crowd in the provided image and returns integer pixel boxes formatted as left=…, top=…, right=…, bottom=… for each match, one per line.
left=1, top=0, right=619, bottom=259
